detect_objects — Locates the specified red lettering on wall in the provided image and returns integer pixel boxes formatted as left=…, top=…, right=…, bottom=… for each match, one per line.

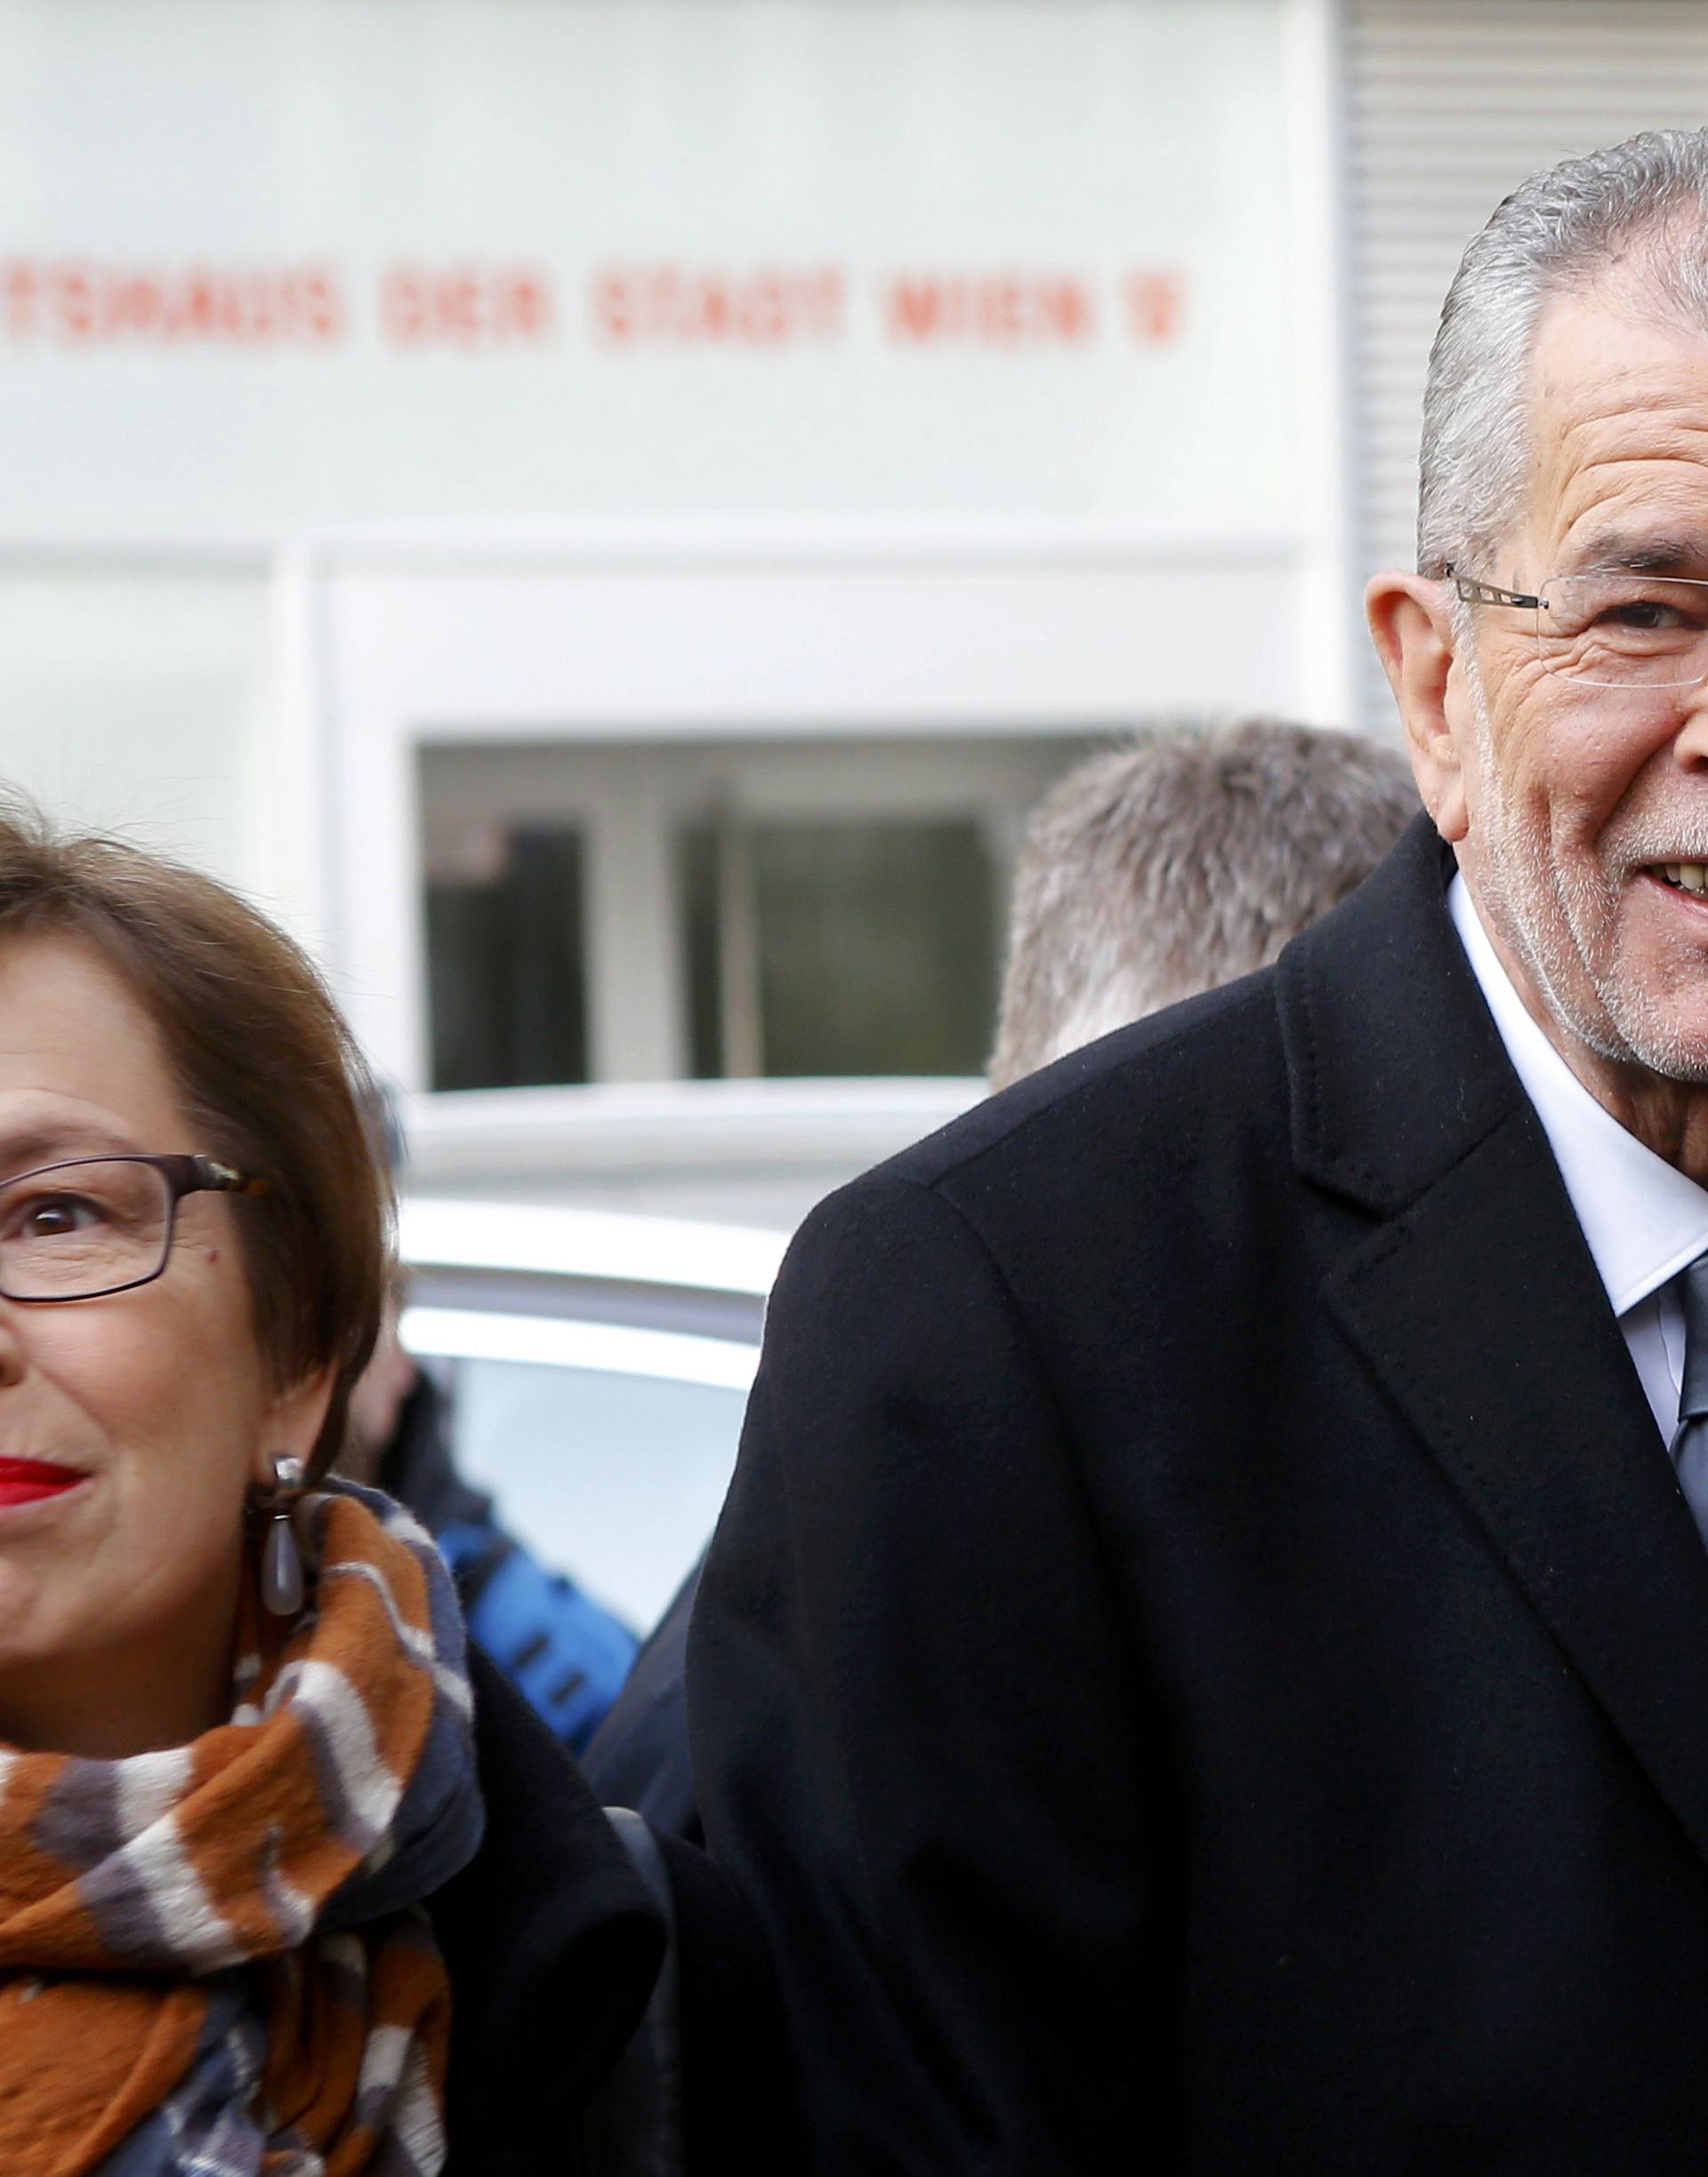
left=57, top=266, right=97, bottom=340
left=1124, top=270, right=1185, bottom=343
left=104, top=276, right=166, bottom=335
left=3, top=260, right=36, bottom=336
left=0, top=260, right=349, bottom=345
left=886, top=277, right=949, bottom=342
left=176, top=274, right=220, bottom=339
left=380, top=264, right=555, bottom=346
left=883, top=272, right=1096, bottom=348
left=0, top=255, right=1188, bottom=359
left=298, top=271, right=346, bottom=343
left=590, top=265, right=845, bottom=347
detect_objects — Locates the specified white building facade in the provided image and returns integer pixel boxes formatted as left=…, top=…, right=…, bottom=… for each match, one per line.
left=2, top=0, right=1702, bottom=1094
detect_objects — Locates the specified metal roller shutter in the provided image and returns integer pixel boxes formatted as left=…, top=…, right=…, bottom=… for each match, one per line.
left=1342, top=0, right=1708, bottom=728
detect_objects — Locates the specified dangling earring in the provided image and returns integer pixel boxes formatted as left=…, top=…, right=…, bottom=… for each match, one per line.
left=260, top=1455, right=308, bottom=1617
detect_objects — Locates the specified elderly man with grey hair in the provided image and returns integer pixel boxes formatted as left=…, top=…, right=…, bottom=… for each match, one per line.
left=692, top=131, right=1708, bottom=2171
left=988, top=717, right=1419, bottom=1088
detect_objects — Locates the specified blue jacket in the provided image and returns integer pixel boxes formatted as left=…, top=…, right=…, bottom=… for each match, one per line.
left=382, top=1375, right=639, bottom=1752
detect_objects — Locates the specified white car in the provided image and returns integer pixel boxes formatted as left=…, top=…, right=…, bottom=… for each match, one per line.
left=397, top=1197, right=786, bottom=1633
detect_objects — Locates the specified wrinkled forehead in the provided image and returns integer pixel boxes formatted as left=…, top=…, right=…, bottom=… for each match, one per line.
left=1518, top=283, right=1708, bottom=578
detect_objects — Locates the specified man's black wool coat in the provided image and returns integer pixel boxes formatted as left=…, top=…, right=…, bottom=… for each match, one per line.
left=689, top=815, right=1708, bottom=2174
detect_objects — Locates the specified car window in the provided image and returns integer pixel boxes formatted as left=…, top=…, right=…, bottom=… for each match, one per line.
left=429, top=1352, right=750, bottom=1633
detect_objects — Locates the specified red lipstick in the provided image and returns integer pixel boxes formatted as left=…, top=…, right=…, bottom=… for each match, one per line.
left=0, top=1460, right=85, bottom=1509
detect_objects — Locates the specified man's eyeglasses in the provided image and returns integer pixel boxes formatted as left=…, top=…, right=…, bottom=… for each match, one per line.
left=1450, top=567, right=1708, bottom=690
left=0, top=1155, right=270, bottom=1303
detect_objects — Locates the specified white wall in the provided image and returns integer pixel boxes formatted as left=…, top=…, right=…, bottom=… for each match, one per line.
left=0, top=561, right=293, bottom=900
left=0, top=0, right=1337, bottom=939
left=0, top=0, right=1299, bottom=542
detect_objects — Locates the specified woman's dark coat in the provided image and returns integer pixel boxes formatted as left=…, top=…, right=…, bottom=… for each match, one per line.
left=430, top=1648, right=665, bottom=2173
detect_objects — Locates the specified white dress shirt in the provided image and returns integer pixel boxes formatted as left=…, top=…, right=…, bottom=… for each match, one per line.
left=1449, top=875, right=1708, bottom=1443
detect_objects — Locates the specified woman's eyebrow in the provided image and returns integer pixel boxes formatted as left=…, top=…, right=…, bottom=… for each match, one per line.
left=0, top=1124, right=134, bottom=1172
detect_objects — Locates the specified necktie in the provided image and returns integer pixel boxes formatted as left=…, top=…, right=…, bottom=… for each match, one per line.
left=1671, top=1254, right=1708, bottom=1551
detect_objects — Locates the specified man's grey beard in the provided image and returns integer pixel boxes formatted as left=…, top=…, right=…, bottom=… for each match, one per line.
left=1463, top=665, right=1708, bottom=1084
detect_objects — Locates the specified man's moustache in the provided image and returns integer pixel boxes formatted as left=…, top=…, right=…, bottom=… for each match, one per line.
left=1607, top=832, right=1708, bottom=874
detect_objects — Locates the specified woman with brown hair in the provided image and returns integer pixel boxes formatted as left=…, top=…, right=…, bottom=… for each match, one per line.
left=0, top=798, right=662, bottom=2173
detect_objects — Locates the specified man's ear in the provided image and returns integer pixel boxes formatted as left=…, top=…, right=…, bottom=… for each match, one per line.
left=251, top=1365, right=338, bottom=1489
left=1366, top=570, right=1469, bottom=843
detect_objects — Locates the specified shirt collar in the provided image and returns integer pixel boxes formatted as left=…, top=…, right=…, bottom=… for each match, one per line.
left=1448, top=873, right=1708, bottom=1317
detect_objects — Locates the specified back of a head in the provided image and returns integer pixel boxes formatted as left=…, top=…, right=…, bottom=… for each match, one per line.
left=987, top=719, right=1419, bottom=1090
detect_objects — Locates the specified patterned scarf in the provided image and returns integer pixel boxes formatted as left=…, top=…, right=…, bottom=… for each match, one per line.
left=0, top=1482, right=482, bottom=2177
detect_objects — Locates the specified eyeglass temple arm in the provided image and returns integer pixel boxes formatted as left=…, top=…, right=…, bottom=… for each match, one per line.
left=1447, top=569, right=1545, bottom=611
left=181, top=1154, right=272, bottom=1199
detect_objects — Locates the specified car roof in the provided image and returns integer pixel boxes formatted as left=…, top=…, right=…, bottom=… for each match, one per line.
left=399, top=1196, right=786, bottom=1299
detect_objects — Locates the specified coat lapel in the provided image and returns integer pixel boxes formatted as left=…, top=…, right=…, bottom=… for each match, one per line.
left=1279, top=819, right=1708, bottom=1872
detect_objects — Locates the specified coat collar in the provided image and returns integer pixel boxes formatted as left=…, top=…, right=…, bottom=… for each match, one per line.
left=1277, top=814, right=1519, bottom=1217
left=1277, top=816, right=1708, bottom=1875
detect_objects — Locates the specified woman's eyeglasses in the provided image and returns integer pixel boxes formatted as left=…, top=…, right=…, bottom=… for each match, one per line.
left=0, top=1155, right=270, bottom=1302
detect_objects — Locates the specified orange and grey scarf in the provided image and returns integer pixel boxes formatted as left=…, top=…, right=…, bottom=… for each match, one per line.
left=0, top=1483, right=482, bottom=2176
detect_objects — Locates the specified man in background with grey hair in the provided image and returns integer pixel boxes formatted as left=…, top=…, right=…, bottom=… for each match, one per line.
left=989, top=717, right=1418, bottom=1088
left=693, top=130, right=1708, bottom=2170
